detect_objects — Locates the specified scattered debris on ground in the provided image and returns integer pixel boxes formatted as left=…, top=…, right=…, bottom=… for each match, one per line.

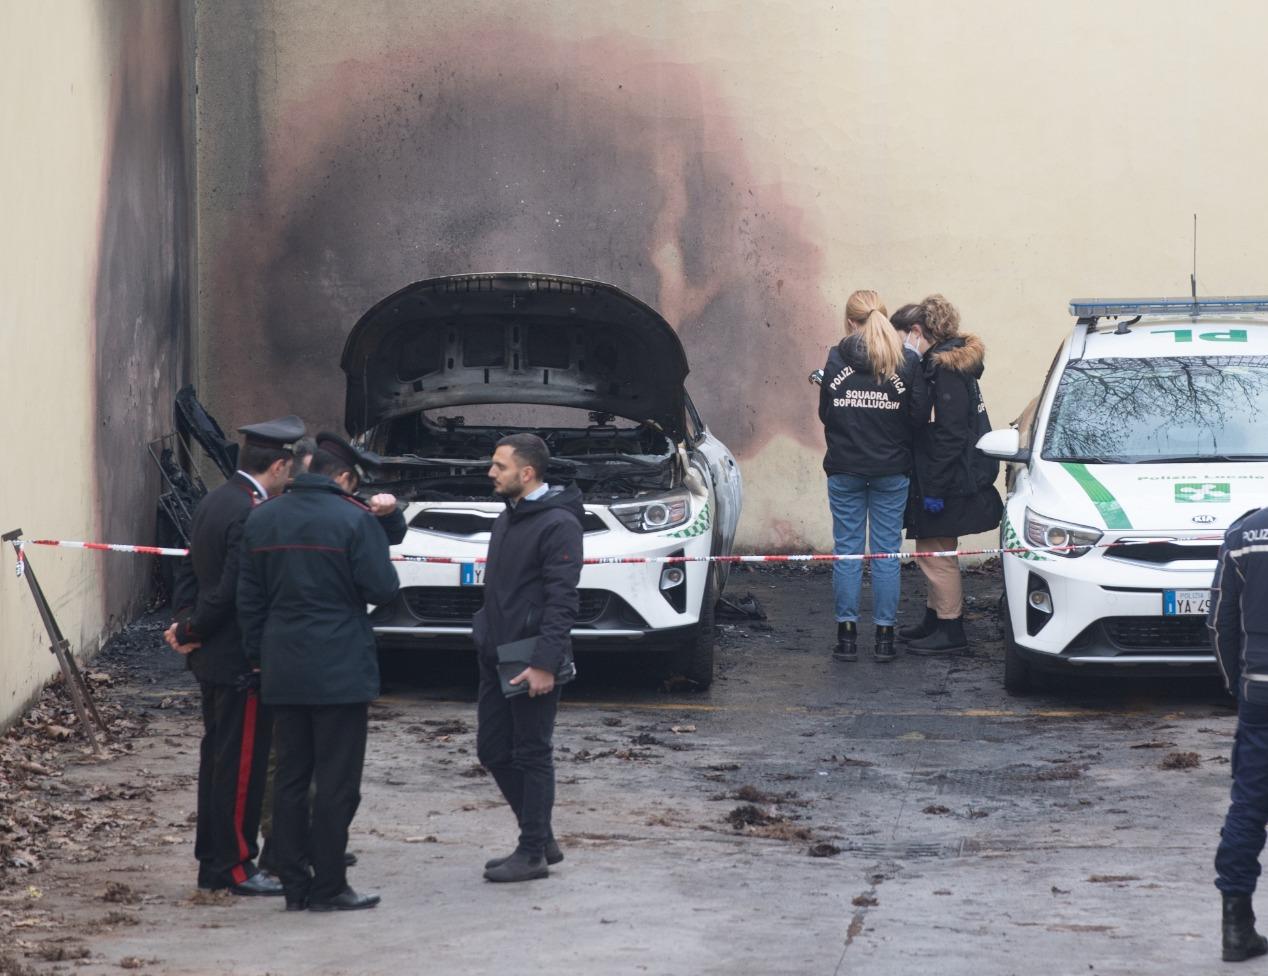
left=1160, top=752, right=1201, bottom=770
left=851, top=894, right=878, bottom=907
left=102, top=882, right=141, bottom=905
left=733, top=785, right=801, bottom=805
left=922, top=804, right=951, bottom=815
left=1087, top=875, right=1141, bottom=884
left=1129, top=741, right=1177, bottom=750
left=807, top=842, right=841, bottom=858
left=716, top=593, right=767, bottom=620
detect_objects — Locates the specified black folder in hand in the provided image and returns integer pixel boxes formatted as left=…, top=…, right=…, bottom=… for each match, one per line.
left=496, top=637, right=577, bottom=698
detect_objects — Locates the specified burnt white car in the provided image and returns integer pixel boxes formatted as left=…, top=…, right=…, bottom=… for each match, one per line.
left=341, top=273, right=743, bottom=687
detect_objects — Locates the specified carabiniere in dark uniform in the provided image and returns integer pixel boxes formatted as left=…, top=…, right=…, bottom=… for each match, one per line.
left=171, top=416, right=305, bottom=896
left=238, top=433, right=402, bottom=912
left=1210, top=505, right=1268, bottom=962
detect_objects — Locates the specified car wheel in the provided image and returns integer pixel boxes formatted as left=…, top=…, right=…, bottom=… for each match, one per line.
left=670, top=567, right=717, bottom=689
left=1001, top=593, right=1032, bottom=695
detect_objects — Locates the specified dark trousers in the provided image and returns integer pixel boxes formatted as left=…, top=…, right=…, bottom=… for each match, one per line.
left=1217, top=699, right=1268, bottom=895
left=194, top=681, right=272, bottom=886
left=272, top=703, right=367, bottom=901
left=476, top=660, right=561, bottom=857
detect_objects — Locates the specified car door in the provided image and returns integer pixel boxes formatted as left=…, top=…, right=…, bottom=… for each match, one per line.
left=686, top=392, right=742, bottom=568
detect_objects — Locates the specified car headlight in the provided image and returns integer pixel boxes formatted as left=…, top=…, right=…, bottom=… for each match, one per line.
left=1023, top=509, right=1102, bottom=558
left=610, top=491, right=692, bottom=533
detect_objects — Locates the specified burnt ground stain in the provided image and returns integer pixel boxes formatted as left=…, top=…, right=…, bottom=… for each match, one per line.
left=201, top=24, right=836, bottom=458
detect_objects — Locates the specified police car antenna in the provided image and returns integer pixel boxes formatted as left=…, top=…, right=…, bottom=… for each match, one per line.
left=1191, top=212, right=1199, bottom=303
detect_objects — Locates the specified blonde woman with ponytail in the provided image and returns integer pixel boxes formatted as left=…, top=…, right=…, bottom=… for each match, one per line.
left=818, top=291, right=930, bottom=664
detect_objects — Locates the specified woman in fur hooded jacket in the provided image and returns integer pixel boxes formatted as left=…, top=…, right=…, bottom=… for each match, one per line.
left=889, top=295, right=1002, bottom=654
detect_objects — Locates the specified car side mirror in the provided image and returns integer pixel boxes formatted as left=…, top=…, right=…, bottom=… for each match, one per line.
left=977, top=428, right=1030, bottom=463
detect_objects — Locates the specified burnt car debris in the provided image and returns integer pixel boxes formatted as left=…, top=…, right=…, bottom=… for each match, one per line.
left=342, top=273, right=743, bottom=687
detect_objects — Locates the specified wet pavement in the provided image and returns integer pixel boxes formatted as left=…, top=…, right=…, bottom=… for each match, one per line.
left=0, top=565, right=1239, bottom=974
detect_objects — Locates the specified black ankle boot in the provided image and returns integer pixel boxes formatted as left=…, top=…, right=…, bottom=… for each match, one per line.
left=1224, top=893, right=1268, bottom=962
left=908, top=617, right=969, bottom=656
left=874, top=626, right=896, bottom=662
left=898, top=607, right=938, bottom=642
left=833, top=622, right=857, bottom=662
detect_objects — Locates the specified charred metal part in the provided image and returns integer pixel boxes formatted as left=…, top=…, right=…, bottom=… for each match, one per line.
left=361, top=416, right=679, bottom=502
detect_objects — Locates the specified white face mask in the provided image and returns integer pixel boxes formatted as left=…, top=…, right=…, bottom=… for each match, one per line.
left=904, top=333, right=921, bottom=353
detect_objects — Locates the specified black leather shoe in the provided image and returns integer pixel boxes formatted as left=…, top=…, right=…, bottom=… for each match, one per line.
left=908, top=617, right=969, bottom=656
left=484, top=850, right=548, bottom=883
left=285, top=895, right=309, bottom=912
left=898, top=607, right=938, bottom=642
left=485, top=839, right=564, bottom=871
left=228, top=872, right=285, bottom=896
left=873, top=625, right=896, bottom=662
left=344, top=851, right=357, bottom=867
left=1223, top=893, right=1268, bottom=962
left=832, top=622, right=857, bottom=662
left=308, top=886, right=380, bottom=912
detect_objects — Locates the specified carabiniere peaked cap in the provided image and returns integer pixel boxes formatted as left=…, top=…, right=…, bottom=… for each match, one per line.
left=315, top=431, right=383, bottom=481
left=237, top=415, right=306, bottom=451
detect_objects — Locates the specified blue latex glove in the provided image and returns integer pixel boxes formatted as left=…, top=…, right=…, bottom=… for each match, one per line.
left=922, top=497, right=945, bottom=514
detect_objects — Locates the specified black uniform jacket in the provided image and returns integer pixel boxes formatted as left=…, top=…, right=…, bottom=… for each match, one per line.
left=237, top=473, right=400, bottom=706
left=905, top=334, right=1002, bottom=539
left=172, top=473, right=264, bottom=686
left=818, top=336, right=929, bottom=478
left=1210, top=507, right=1268, bottom=704
left=472, top=484, right=585, bottom=674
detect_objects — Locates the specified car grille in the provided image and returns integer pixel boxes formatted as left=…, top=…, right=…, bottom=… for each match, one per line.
left=1102, top=616, right=1211, bottom=650
left=402, top=587, right=610, bottom=624
left=1104, top=541, right=1220, bottom=565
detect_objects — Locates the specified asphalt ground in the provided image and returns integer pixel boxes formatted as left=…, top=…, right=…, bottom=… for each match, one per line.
left=0, top=564, right=1240, bottom=975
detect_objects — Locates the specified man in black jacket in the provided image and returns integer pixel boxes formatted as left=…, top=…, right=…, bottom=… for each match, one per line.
left=238, top=433, right=400, bottom=912
left=254, top=435, right=403, bottom=875
left=1210, top=507, right=1268, bottom=962
left=167, top=416, right=304, bottom=895
left=474, top=433, right=584, bottom=883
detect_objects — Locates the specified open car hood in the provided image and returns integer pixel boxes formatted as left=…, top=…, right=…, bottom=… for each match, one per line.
left=341, top=273, right=690, bottom=441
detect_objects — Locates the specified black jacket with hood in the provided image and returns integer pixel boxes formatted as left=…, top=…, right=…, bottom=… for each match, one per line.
left=472, top=483, right=585, bottom=674
left=237, top=472, right=401, bottom=706
left=818, top=335, right=930, bottom=477
left=905, top=334, right=1002, bottom=538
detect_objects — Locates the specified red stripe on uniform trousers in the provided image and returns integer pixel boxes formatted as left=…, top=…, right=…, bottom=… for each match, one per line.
left=230, top=690, right=260, bottom=885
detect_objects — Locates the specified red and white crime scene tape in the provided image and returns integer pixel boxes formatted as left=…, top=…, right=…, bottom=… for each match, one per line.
left=10, top=535, right=1227, bottom=568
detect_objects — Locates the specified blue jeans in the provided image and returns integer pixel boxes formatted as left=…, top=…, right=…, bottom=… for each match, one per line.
left=1217, top=700, right=1268, bottom=895
left=827, top=473, right=909, bottom=627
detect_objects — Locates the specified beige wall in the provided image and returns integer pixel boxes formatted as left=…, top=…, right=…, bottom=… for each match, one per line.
left=0, top=1, right=193, bottom=727
left=193, top=0, right=1268, bottom=553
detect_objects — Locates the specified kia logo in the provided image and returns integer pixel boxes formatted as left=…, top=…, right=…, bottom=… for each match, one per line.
left=1192, top=514, right=1217, bottom=524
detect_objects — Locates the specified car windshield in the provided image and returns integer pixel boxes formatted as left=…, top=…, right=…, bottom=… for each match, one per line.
left=1042, top=356, right=1268, bottom=463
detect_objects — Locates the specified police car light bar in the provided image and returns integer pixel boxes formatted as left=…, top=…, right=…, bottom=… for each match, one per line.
left=1069, top=296, right=1268, bottom=317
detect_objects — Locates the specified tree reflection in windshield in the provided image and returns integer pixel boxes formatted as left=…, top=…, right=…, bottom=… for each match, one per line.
left=1042, top=356, right=1268, bottom=462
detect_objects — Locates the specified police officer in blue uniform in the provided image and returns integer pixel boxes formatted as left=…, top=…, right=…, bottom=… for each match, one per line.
left=168, top=416, right=305, bottom=896
left=1210, top=506, right=1268, bottom=962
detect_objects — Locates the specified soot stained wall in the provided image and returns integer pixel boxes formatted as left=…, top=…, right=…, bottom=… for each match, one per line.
left=198, top=22, right=833, bottom=465
left=95, top=1, right=193, bottom=621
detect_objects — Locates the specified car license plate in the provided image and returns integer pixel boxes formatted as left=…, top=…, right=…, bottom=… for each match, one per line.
left=1163, top=590, right=1210, bottom=616
left=460, top=563, right=485, bottom=587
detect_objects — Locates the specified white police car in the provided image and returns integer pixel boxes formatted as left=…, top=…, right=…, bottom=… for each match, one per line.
left=978, top=297, right=1268, bottom=693
left=340, top=273, right=743, bottom=688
